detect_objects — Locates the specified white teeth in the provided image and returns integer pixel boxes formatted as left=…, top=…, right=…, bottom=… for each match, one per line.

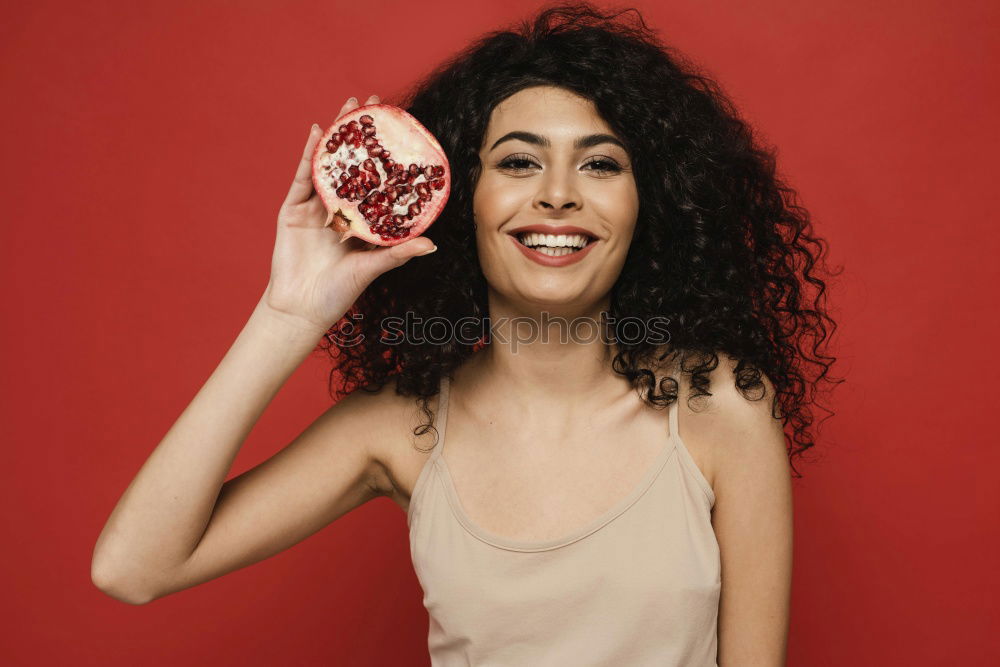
left=516, top=232, right=590, bottom=248
left=531, top=246, right=579, bottom=256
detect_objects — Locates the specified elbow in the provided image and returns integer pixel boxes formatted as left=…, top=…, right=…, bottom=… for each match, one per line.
left=91, top=560, right=155, bottom=606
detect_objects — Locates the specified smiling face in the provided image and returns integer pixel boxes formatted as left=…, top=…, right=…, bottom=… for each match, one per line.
left=472, top=85, right=640, bottom=315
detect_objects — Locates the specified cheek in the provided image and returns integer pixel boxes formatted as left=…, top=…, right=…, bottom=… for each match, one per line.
left=592, top=180, right=640, bottom=229
left=473, top=174, right=531, bottom=224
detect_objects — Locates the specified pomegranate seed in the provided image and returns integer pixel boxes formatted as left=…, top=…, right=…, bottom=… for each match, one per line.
left=359, top=115, right=374, bottom=126
left=362, top=125, right=376, bottom=136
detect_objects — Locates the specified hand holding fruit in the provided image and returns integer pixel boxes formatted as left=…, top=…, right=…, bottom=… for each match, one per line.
left=262, top=95, right=441, bottom=335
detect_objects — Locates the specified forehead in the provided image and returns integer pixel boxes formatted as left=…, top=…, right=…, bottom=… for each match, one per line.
left=484, top=86, right=615, bottom=142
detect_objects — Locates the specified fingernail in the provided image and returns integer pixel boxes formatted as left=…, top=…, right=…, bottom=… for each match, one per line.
left=418, top=245, right=438, bottom=256
left=348, top=96, right=358, bottom=104
left=312, top=123, right=320, bottom=132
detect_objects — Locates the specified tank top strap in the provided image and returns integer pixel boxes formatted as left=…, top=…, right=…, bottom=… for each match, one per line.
left=429, top=374, right=452, bottom=462
left=664, top=356, right=716, bottom=506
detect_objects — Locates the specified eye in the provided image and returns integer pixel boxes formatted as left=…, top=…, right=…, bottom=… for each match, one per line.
left=497, top=154, right=539, bottom=172
left=582, top=157, right=622, bottom=174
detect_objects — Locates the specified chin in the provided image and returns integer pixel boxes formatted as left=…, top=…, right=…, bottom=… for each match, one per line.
left=507, top=286, right=601, bottom=313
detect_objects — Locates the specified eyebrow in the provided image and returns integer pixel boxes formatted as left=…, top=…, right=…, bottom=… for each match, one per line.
left=488, top=131, right=626, bottom=152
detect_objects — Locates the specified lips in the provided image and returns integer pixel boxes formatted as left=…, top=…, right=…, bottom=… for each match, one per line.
left=506, top=223, right=598, bottom=239
left=508, top=233, right=599, bottom=267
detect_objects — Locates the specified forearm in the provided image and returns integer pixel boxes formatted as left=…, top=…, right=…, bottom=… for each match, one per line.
left=91, top=294, right=327, bottom=594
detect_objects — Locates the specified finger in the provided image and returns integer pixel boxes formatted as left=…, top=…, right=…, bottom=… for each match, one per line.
left=353, top=237, right=437, bottom=283
left=335, top=96, right=360, bottom=122
left=282, top=123, right=323, bottom=207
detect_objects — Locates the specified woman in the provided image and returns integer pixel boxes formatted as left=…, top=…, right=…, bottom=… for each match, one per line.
left=92, top=4, right=838, bottom=666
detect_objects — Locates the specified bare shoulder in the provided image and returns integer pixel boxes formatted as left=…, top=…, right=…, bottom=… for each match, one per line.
left=673, top=352, right=788, bottom=496
left=345, top=375, right=440, bottom=502
left=685, top=354, right=793, bottom=664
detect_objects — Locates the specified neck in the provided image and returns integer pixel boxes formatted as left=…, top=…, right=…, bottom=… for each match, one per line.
left=461, top=292, right=629, bottom=410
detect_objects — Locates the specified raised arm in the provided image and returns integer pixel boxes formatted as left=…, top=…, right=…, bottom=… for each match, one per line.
left=91, top=95, right=436, bottom=604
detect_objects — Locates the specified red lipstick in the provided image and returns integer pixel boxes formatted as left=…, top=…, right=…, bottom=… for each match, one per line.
left=508, top=233, right=599, bottom=267
left=507, top=224, right=597, bottom=237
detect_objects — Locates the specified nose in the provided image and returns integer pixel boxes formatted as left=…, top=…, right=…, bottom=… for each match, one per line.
left=533, top=169, right=581, bottom=214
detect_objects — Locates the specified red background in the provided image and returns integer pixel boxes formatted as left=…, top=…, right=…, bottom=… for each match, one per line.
left=2, top=0, right=998, bottom=664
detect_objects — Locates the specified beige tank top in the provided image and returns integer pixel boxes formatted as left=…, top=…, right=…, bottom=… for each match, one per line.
left=407, top=372, right=721, bottom=666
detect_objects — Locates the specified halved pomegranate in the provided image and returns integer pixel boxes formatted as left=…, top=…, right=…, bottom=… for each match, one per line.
left=311, top=104, right=451, bottom=246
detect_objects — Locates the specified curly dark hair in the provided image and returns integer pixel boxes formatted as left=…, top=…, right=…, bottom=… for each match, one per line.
left=317, top=2, right=843, bottom=479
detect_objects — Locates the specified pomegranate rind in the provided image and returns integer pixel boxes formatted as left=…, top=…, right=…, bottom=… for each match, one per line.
left=311, top=104, right=451, bottom=247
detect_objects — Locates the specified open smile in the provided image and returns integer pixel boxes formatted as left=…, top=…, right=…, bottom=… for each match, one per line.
left=507, top=229, right=600, bottom=267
